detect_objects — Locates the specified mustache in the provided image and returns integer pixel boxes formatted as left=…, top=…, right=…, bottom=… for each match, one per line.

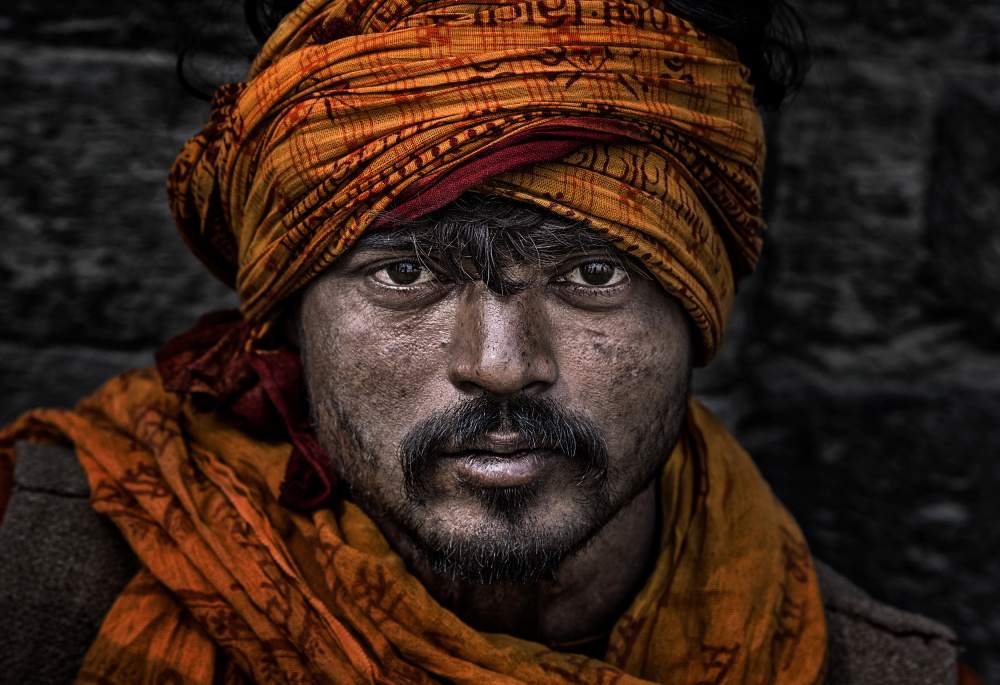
left=399, top=393, right=609, bottom=500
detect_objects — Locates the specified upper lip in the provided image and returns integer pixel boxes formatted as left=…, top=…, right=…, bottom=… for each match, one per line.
left=448, top=432, right=554, bottom=456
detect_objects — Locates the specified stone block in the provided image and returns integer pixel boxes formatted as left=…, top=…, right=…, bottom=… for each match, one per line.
left=0, top=0, right=251, bottom=54
left=923, top=82, right=1000, bottom=345
left=763, top=57, right=932, bottom=357
left=797, top=0, right=1000, bottom=60
left=0, top=43, right=238, bottom=349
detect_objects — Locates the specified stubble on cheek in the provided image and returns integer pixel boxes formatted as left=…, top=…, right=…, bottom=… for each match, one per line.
left=302, top=350, right=687, bottom=587
left=298, top=321, right=407, bottom=515
left=563, top=306, right=693, bottom=506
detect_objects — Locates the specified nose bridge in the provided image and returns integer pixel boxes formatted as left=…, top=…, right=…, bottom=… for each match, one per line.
left=448, top=284, right=558, bottom=396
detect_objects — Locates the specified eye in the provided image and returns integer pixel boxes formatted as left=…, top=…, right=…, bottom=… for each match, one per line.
left=564, top=262, right=628, bottom=287
left=372, top=261, right=436, bottom=286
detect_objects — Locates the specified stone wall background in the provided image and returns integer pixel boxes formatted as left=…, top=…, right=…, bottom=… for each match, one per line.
left=1, top=0, right=998, bottom=680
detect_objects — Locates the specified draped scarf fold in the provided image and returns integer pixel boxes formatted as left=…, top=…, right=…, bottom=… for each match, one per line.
left=0, top=364, right=826, bottom=685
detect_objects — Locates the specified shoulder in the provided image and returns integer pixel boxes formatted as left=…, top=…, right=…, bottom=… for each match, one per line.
left=815, top=558, right=959, bottom=685
left=0, top=441, right=138, bottom=685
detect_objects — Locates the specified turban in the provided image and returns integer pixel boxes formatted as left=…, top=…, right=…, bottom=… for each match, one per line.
left=168, top=0, right=765, bottom=362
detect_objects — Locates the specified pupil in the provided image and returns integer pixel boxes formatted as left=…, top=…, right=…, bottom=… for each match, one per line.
left=580, top=262, right=614, bottom=286
left=389, top=262, right=421, bottom=285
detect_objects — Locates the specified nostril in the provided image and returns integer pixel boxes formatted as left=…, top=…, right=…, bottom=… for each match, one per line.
left=519, top=378, right=555, bottom=396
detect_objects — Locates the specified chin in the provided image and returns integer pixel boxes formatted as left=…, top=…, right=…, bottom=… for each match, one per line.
left=384, top=485, right=615, bottom=585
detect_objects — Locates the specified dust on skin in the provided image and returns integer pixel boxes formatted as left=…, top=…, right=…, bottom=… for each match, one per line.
left=296, top=222, right=694, bottom=643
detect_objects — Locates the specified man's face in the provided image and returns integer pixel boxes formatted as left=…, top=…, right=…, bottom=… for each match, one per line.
left=299, top=211, right=693, bottom=583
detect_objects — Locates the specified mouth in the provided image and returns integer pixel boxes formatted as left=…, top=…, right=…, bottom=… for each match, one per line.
left=446, top=432, right=559, bottom=488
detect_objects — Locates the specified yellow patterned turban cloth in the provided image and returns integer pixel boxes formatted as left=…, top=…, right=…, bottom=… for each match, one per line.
left=168, top=0, right=765, bottom=362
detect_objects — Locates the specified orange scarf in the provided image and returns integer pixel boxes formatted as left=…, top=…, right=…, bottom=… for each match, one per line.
left=169, top=0, right=765, bottom=362
left=0, top=370, right=825, bottom=684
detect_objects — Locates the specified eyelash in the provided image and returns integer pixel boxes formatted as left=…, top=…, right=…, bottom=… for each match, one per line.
left=557, top=263, right=629, bottom=288
left=369, top=261, right=439, bottom=288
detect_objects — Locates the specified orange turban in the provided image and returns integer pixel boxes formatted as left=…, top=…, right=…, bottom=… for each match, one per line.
left=168, top=0, right=765, bottom=361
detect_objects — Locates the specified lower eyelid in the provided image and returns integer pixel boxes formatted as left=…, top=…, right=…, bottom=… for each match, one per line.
left=370, top=273, right=445, bottom=292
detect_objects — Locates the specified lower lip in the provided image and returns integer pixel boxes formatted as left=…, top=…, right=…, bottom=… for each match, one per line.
left=452, top=450, right=554, bottom=488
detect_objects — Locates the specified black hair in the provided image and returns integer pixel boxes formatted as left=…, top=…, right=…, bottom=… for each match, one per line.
left=240, top=0, right=809, bottom=110
left=245, top=0, right=300, bottom=45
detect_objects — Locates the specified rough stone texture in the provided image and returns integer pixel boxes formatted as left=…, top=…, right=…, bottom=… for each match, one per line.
left=0, top=0, right=252, bottom=54
left=0, top=0, right=997, bottom=681
left=924, top=86, right=1000, bottom=346
left=0, top=43, right=238, bottom=349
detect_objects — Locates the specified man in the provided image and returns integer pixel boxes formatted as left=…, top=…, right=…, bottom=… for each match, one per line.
left=0, top=0, right=976, bottom=682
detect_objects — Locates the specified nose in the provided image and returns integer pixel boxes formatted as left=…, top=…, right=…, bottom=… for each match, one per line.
left=447, top=284, right=558, bottom=396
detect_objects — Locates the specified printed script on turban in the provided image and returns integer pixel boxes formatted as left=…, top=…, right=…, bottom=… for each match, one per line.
left=169, top=0, right=766, bottom=363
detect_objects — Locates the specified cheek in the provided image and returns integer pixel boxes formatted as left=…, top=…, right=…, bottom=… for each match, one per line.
left=301, top=289, right=452, bottom=440
left=554, top=304, right=691, bottom=451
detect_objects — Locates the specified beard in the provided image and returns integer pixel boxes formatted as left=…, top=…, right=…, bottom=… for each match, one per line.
left=309, top=390, right=633, bottom=585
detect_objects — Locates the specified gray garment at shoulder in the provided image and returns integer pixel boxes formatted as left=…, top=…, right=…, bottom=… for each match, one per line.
left=0, top=441, right=139, bottom=685
left=0, top=442, right=963, bottom=685
left=816, top=559, right=958, bottom=685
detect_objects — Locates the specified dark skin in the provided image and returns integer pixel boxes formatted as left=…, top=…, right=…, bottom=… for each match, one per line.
left=297, top=226, right=693, bottom=644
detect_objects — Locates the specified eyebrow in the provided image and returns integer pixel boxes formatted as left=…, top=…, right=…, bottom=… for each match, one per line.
left=349, top=226, right=432, bottom=253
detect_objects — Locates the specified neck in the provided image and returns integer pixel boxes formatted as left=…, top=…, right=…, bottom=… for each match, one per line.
left=384, top=481, right=659, bottom=645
